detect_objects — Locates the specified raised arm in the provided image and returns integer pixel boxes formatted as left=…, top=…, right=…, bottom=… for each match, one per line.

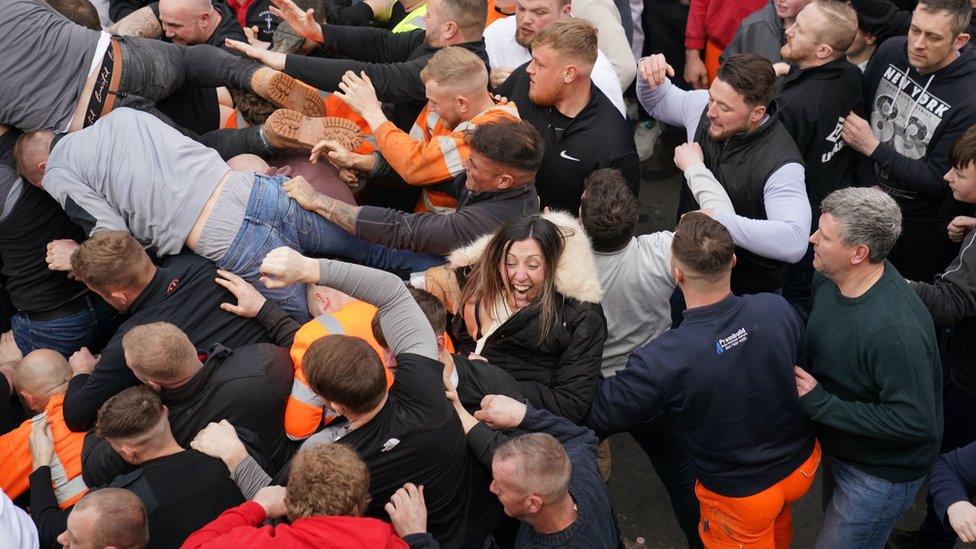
left=636, top=66, right=708, bottom=139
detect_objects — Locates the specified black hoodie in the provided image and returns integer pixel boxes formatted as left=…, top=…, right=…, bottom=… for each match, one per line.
left=777, top=57, right=864, bottom=228
left=851, top=0, right=976, bottom=44
left=859, top=37, right=976, bottom=224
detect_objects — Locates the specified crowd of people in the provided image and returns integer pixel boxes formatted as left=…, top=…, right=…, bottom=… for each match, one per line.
left=1, top=0, right=976, bottom=546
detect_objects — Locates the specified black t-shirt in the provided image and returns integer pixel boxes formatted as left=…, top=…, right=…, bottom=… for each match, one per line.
left=338, top=353, right=498, bottom=548
left=111, top=449, right=244, bottom=548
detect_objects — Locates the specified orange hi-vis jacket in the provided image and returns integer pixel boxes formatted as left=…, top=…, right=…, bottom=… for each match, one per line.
left=0, top=394, right=87, bottom=508
left=374, top=101, right=521, bottom=213
left=285, top=300, right=388, bottom=440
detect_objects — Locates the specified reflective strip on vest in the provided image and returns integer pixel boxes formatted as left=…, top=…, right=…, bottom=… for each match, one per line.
left=290, top=378, right=325, bottom=408
left=437, top=135, right=464, bottom=175
left=315, top=313, right=346, bottom=335
left=392, top=4, right=428, bottom=33
left=32, top=414, right=87, bottom=506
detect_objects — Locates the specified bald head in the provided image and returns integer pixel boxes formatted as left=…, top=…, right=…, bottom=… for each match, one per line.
left=158, top=0, right=218, bottom=45
left=16, top=350, right=70, bottom=399
left=12, top=129, right=54, bottom=187
left=63, top=488, right=149, bottom=549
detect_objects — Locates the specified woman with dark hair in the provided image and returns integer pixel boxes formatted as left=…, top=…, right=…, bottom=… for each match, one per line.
left=434, top=212, right=607, bottom=424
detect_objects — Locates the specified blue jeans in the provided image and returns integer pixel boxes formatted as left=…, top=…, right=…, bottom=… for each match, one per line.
left=10, top=296, right=119, bottom=358
left=219, top=175, right=445, bottom=321
left=816, top=456, right=925, bottom=549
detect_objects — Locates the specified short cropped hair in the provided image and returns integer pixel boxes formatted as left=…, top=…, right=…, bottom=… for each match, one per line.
left=12, top=129, right=54, bottom=184
left=302, top=335, right=387, bottom=414
left=372, top=288, right=446, bottom=348
left=466, top=118, right=544, bottom=175
left=420, top=46, right=489, bottom=91
left=918, top=0, right=973, bottom=36
left=813, top=0, right=858, bottom=53
left=581, top=168, right=639, bottom=252
left=442, top=0, right=487, bottom=35
left=46, top=0, right=101, bottom=30
left=122, top=322, right=198, bottom=383
left=716, top=53, right=777, bottom=108
left=531, top=18, right=598, bottom=68
left=670, top=212, right=735, bottom=279
left=286, top=444, right=371, bottom=520
left=951, top=125, right=976, bottom=169
left=493, top=433, right=571, bottom=504
left=820, top=188, right=902, bottom=263
left=96, top=386, right=165, bottom=440
left=71, top=231, right=155, bottom=293
left=73, top=488, right=149, bottom=549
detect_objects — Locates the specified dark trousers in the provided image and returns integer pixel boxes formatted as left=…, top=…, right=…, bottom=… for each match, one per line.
left=629, top=413, right=703, bottom=548
left=115, top=37, right=268, bottom=159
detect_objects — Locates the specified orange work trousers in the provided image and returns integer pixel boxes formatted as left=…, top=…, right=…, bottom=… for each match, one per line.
left=695, top=441, right=821, bottom=548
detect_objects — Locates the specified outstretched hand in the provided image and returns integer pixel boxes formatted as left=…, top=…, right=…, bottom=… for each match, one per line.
left=215, top=269, right=266, bottom=318
left=259, top=247, right=320, bottom=289
left=639, top=54, right=675, bottom=90
left=334, top=71, right=383, bottom=122
left=268, top=0, right=324, bottom=44
left=224, top=39, right=286, bottom=70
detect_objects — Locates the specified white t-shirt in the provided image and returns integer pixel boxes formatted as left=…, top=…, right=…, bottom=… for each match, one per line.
left=483, top=16, right=627, bottom=116
left=1, top=489, right=38, bottom=549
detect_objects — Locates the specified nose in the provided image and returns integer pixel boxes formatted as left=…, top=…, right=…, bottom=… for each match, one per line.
left=809, top=230, right=819, bottom=245
left=945, top=168, right=954, bottom=182
left=706, top=102, right=719, bottom=119
left=912, top=34, right=926, bottom=49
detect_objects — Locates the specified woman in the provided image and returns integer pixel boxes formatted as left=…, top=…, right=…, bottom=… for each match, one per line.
left=438, top=212, right=607, bottom=424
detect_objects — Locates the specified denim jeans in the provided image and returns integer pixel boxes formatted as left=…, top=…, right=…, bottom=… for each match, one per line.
left=219, top=175, right=445, bottom=320
left=114, top=37, right=268, bottom=159
left=10, top=295, right=119, bottom=358
left=816, top=456, right=925, bottom=549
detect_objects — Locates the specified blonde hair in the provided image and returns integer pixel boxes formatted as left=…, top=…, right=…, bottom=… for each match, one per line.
left=813, top=0, right=858, bottom=53
left=531, top=18, right=598, bottom=69
left=122, top=322, right=199, bottom=383
left=286, top=444, right=371, bottom=519
left=420, top=46, right=489, bottom=92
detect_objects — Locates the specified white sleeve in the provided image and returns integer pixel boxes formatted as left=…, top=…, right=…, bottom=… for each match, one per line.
left=682, top=162, right=734, bottom=213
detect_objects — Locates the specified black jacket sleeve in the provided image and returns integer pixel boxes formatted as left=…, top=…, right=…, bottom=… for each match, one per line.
left=254, top=300, right=301, bottom=347
left=62, top=340, right=140, bottom=432
left=910, top=230, right=976, bottom=325
left=29, top=466, right=71, bottom=549
left=850, top=0, right=911, bottom=43
left=109, top=0, right=152, bottom=21
left=930, top=441, right=976, bottom=529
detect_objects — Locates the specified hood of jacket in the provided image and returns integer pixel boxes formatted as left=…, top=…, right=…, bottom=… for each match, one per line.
left=446, top=210, right=603, bottom=303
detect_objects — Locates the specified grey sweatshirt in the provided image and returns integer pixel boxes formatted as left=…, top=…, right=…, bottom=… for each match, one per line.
left=43, top=108, right=230, bottom=255
left=0, top=0, right=102, bottom=131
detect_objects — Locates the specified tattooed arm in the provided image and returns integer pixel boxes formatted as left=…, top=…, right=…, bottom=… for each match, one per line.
left=282, top=176, right=361, bottom=234
left=109, top=6, right=163, bottom=38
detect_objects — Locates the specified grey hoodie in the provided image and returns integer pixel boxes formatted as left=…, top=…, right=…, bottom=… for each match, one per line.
left=721, top=0, right=784, bottom=64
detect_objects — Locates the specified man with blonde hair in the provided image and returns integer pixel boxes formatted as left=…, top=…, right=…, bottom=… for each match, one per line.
left=494, top=18, right=638, bottom=213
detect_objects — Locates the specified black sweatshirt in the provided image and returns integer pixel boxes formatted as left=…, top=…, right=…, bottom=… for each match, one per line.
left=494, top=64, right=640, bottom=213
left=859, top=38, right=976, bottom=224
left=62, top=252, right=280, bottom=432
left=284, top=27, right=489, bottom=131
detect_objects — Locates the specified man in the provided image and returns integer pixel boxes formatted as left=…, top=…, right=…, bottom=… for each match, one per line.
left=96, top=386, right=245, bottom=547
left=307, top=46, right=520, bottom=213
left=495, top=19, right=639, bottom=213
left=639, top=52, right=810, bottom=294
left=0, top=351, right=88, bottom=509
left=256, top=247, right=500, bottom=548
left=228, top=0, right=490, bottom=131
left=482, top=0, right=628, bottom=115
left=78, top=321, right=293, bottom=487
left=578, top=162, right=733, bottom=546
left=588, top=212, right=817, bottom=547
left=0, top=124, right=117, bottom=357
left=54, top=489, right=148, bottom=549
left=843, top=0, right=976, bottom=282
left=283, top=117, right=542, bottom=264
left=59, top=231, right=288, bottom=432
left=14, top=107, right=362, bottom=319
left=181, top=443, right=437, bottom=547
left=2, top=0, right=328, bottom=159
left=775, top=0, right=863, bottom=313
left=851, top=0, right=976, bottom=44
left=721, top=0, right=812, bottom=63
left=796, top=187, right=942, bottom=546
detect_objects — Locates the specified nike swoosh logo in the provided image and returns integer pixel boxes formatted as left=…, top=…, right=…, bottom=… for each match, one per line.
left=560, top=150, right=580, bottom=161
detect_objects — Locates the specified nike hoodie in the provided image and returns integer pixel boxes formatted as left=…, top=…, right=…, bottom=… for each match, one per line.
left=859, top=38, right=976, bottom=224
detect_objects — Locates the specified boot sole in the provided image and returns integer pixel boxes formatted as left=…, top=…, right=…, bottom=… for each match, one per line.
left=265, top=109, right=364, bottom=151
left=252, top=71, right=327, bottom=118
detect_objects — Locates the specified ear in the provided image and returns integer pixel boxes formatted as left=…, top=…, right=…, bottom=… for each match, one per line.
left=146, top=380, right=163, bottom=391
left=750, top=104, right=767, bottom=123
left=818, top=44, right=834, bottom=60
left=563, top=64, right=579, bottom=84
left=851, top=244, right=871, bottom=265
left=671, top=263, right=684, bottom=285
left=560, top=4, right=572, bottom=17
left=38, top=161, right=46, bottom=175
left=118, top=444, right=140, bottom=465
left=495, top=173, right=514, bottom=190
left=19, top=391, right=38, bottom=412
left=955, top=32, right=971, bottom=51
left=445, top=21, right=459, bottom=39
left=525, top=494, right=545, bottom=514
left=109, top=290, right=129, bottom=307
left=729, top=252, right=737, bottom=269
left=435, top=334, right=447, bottom=353
left=456, top=95, right=470, bottom=113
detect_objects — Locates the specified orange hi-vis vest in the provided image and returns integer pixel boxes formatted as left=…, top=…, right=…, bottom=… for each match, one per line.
left=285, top=300, right=389, bottom=440
left=0, top=394, right=87, bottom=508
left=374, top=101, right=521, bottom=213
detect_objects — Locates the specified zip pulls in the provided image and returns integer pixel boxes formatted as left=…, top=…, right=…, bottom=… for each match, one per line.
left=902, top=73, right=935, bottom=129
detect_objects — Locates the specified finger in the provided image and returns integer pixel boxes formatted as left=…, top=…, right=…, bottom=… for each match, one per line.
left=219, top=303, right=244, bottom=315
left=666, top=64, right=675, bottom=78
left=213, top=277, right=237, bottom=292
left=216, top=269, right=243, bottom=283
left=384, top=501, right=397, bottom=516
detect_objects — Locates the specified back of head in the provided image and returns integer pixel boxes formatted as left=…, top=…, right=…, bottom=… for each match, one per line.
left=820, top=188, right=902, bottom=263
left=670, top=212, right=735, bottom=283
left=286, top=444, right=371, bottom=520
left=441, top=0, right=488, bottom=37
left=96, top=386, right=167, bottom=446
left=918, top=0, right=973, bottom=36
left=812, top=0, right=858, bottom=54
left=371, top=288, right=447, bottom=348
left=71, top=231, right=154, bottom=294
left=73, top=488, right=149, bottom=549
left=302, top=335, right=387, bottom=414
left=15, top=349, right=71, bottom=401
left=420, top=46, right=490, bottom=94
left=466, top=118, right=544, bottom=180
left=532, top=18, right=599, bottom=70
left=12, top=130, right=55, bottom=186
left=45, top=0, right=101, bottom=30
left=122, top=322, right=198, bottom=384
left=580, top=168, right=638, bottom=252
left=493, top=433, right=571, bottom=505
left=716, top=54, right=777, bottom=108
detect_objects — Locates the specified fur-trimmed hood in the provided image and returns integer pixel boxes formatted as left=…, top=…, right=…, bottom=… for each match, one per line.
left=446, top=210, right=603, bottom=303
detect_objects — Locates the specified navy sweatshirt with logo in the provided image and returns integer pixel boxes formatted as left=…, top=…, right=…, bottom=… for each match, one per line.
left=587, top=293, right=814, bottom=497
